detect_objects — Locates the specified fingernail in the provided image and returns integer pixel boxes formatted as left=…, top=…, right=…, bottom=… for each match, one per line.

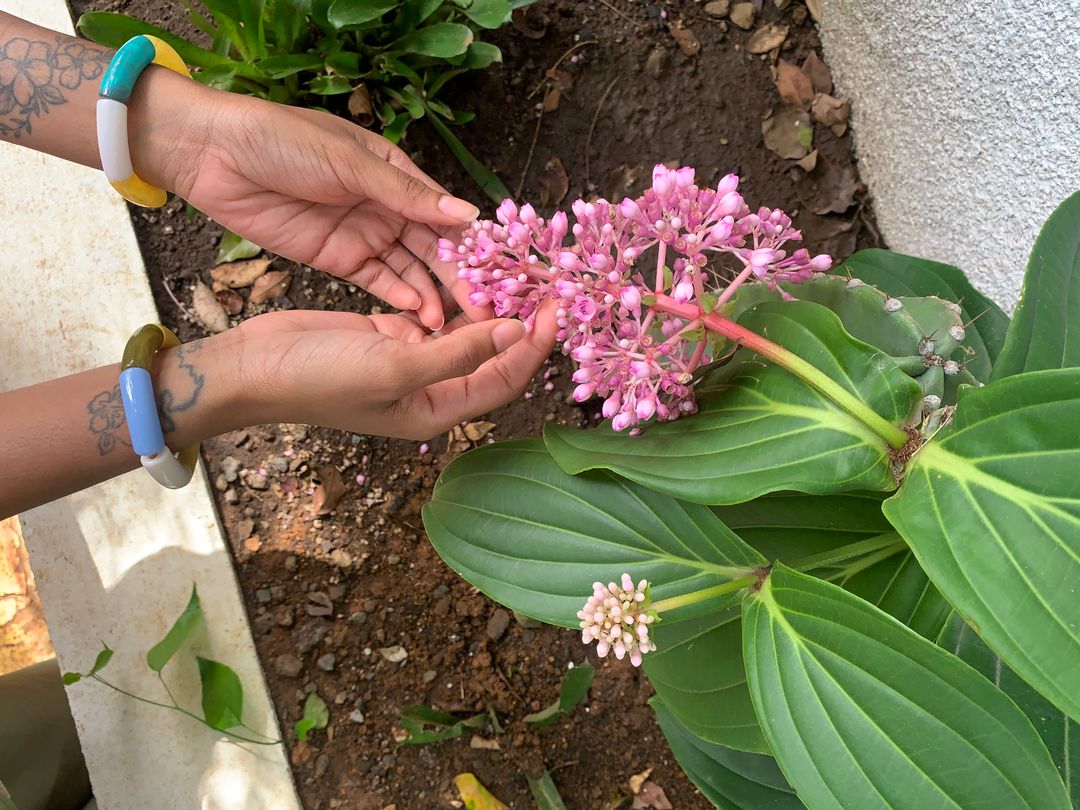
left=491, top=320, right=525, bottom=353
left=438, top=195, right=480, bottom=222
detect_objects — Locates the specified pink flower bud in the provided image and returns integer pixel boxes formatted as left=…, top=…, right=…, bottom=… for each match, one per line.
left=673, top=278, right=695, bottom=302
left=717, top=191, right=743, bottom=217
left=636, top=397, right=657, bottom=420
left=612, top=412, right=634, bottom=431
left=573, top=382, right=596, bottom=402
left=620, top=286, right=642, bottom=311
left=496, top=199, right=518, bottom=224
left=602, top=392, right=622, bottom=419
left=717, top=173, right=739, bottom=195
left=619, top=198, right=642, bottom=219
left=811, top=254, right=833, bottom=270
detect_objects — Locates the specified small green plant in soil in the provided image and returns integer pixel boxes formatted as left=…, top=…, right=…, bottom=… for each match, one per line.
left=425, top=167, right=1080, bottom=808
left=399, top=663, right=593, bottom=805
left=63, top=584, right=282, bottom=746
left=77, top=0, right=537, bottom=202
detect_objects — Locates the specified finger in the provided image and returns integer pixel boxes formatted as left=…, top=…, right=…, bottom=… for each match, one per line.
left=399, top=319, right=525, bottom=388
left=381, top=244, right=445, bottom=330
left=413, top=302, right=558, bottom=426
left=366, top=313, right=431, bottom=343
left=338, top=258, right=424, bottom=314
left=401, top=221, right=493, bottom=323
left=343, top=148, right=480, bottom=227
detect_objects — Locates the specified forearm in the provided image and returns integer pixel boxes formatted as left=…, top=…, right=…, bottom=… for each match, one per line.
left=0, top=11, right=212, bottom=189
left=0, top=333, right=248, bottom=518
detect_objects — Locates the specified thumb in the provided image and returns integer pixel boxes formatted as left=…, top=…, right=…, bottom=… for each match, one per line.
left=404, top=319, right=525, bottom=387
left=349, top=149, right=480, bottom=225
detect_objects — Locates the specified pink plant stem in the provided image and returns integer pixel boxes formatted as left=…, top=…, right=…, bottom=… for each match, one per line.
left=686, top=337, right=707, bottom=371
left=652, top=294, right=909, bottom=448
left=655, top=242, right=667, bottom=293
left=715, top=263, right=755, bottom=306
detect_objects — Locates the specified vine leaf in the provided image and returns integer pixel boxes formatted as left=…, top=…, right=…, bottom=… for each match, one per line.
left=423, top=439, right=765, bottom=627
left=545, top=301, right=921, bottom=505
left=147, top=585, right=202, bottom=673
left=197, top=657, right=245, bottom=731
left=991, top=191, right=1080, bottom=380
left=884, top=368, right=1080, bottom=722
left=743, top=564, right=1069, bottom=809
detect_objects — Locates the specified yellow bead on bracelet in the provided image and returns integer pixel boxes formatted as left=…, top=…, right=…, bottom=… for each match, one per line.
left=96, top=35, right=190, bottom=207
left=119, top=324, right=200, bottom=489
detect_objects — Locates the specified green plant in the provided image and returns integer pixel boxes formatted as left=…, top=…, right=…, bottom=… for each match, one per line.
left=423, top=171, right=1080, bottom=808
left=78, top=0, right=537, bottom=202
left=63, top=585, right=281, bottom=746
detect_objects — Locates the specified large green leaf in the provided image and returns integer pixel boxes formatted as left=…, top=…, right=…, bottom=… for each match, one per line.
left=939, top=614, right=1080, bottom=804
left=713, top=491, right=890, bottom=562
left=743, top=564, right=1069, bottom=809
left=390, top=23, right=474, bottom=58
left=652, top=697, right=801, bottom=810
left=645, top=608, right=766, bottom=752
left=838, top=248, right=1009, bottom=383
left=884, top=368, right=1080, bottom=722
left=545, top=301, right=921, bottom=505
left=649, top=493, right=942, bottom=754
left=992, top=192, right=1080, bottom=380
left=423, top=440, right=765, bottom=627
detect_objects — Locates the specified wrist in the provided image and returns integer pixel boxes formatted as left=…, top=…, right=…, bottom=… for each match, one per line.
left=152, top=330, right=253, bottom=447
left=127, top=67, right=218, bottom=194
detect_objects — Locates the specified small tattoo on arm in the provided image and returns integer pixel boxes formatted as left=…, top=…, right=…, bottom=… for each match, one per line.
left=87, top=384, right=131, bottom=456
left=0, top=36, right=111, bottom=139
left=157, top=341, right=205, bottom=434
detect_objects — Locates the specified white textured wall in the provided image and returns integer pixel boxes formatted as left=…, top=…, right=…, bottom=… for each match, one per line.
left=819, top=1, right=1080, bottom=311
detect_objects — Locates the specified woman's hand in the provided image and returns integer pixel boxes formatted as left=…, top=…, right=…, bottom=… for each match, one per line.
left=135, top=73, right=488, bottom=331
left=228, top=303, right=557, bottom=440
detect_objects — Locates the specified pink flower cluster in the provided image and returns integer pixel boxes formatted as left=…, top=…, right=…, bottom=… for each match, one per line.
left=439, top=165, right=830, bottom=431
left=578, top=573, right=656, bottom=667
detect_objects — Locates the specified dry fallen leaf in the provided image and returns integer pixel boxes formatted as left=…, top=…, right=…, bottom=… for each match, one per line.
left=192, top=281, right=229, bottom=333
left=812, top=93, right=851, bottom=136
left=669, top=21, right=701, bottom=56
left=805, top=0, right=822, bottom=22
left=629, top=767, right=654, bottom=794
left=538, top=156, right=569, bottom=207
left=796, top=149, right=819, bottom=172
left=799, top=156, right=859, bottom=215
left=747, top=22, right=788, bottom=54
left=469, top=735, right=501, bottom=750
left=464, top=421, right=496, bottom=441
left=542, top=86, right=561, bottom=113
left=313, top=464, right=346, bottom=515
left=454, top=773, right=508, bottom=810
left=801, top=50, right=832, bottom=95
left=762, top=103, right=813, bottom=159
left=210, top=257, right=271, bottom=288
left=776, top=58, right=814, bottom=107
left=729, top=1, right=755, bottom=29
left=632, top=782, right=673, bottom=810
left=512, top=6, right=548, bottom=39
left=215, top=287, right=244, bottom=315
left=249, top=269, right=292, bottom=304
left=348, top=84, right=374, bottom=127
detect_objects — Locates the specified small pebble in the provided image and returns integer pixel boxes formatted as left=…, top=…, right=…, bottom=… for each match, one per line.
left=349, top=709, right=365, bottom=724
left=422, top=670, right=437, bottom=683
left=222, top=457, right=240, bottom=482
left=350, top=611, right=368, bottom=625
left=419, top=443, right=429, bottom=454
left=317, top=653, right=336, bottom=672
left=255, top=588, right=272, bottom=604
left=379, top=645, right=408, bottom=664
left=247, top=472, right=269, bottom=490
left=355, top=474, right=366, bottom=486
left=273, top=654, right=303, bottom=678
left=284, top=555, right=298, bottom=572
left=386, top=554, right=401, bottom=565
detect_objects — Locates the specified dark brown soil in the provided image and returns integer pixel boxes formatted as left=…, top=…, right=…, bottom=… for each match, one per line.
left=73, top=0, right=879, bottom=806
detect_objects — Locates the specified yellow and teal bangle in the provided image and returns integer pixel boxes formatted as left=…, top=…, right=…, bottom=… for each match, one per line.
left=96, top=35, right=191, bottom=208
left=119, top=324, right=200, bottom=489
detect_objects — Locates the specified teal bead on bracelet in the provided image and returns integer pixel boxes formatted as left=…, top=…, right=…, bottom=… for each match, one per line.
left=99, top=35, right=157, bottom=104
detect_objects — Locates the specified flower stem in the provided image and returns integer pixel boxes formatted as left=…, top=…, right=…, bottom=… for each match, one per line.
left=650, top=574, right=760, bottom=614
left=791, top=533, right=904, bottom=575
left=653, top=294, right=909, bottom=448
left=716, top=264, right=755, bottom=306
